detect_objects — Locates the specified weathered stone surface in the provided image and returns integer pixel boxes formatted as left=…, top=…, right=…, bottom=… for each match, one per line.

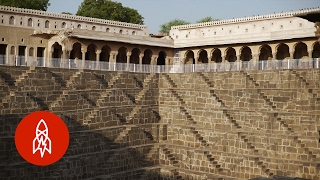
left=0, top=67, right=319, bottom=179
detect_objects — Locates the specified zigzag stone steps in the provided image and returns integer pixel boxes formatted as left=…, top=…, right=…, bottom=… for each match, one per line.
left=126, top=73, right=156, bottom=122
left=82, top=72, right=122, bottom=125
left=49, top=69, right=84, bottom=109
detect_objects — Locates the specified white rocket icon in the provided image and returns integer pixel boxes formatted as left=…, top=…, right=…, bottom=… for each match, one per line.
left=33, top=119, right=52, bottom=158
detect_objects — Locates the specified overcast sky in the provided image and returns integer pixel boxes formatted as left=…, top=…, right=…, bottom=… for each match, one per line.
left=47, top=0, right=320, bottom=34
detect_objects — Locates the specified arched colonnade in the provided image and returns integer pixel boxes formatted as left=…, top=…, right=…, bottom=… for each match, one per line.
left=49, top=41, right=168, bottom=65
left=183, top=41, right=320, bottom=64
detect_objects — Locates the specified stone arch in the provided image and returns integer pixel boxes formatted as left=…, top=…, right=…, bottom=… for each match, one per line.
left=312, top=41, right=320, bottom=58
left=198, top=49, right=208, bottom=64
left=100, top=45, right=111, bottom=62
left=45, top=20, right=49, bottom=28
left=9, top=16, right=14, bottom=25
left=0, top=44, right=7, bottom=56
left=85, top=44, right=97, bottom=61
left=10, top=46, right=15, bottom=55
left=70, top=42, right=82, bottom=60
left=240, top=46, right=252, bottom=61
left=61, top=22, right=66, bottom=28
left=276, top=43, right=290, bottom=60
left=157, top=51, right=166, bottom=65
left=211, top=48, right=222, bottom=63
left=142, top=49, right=152, bottom=64
left=77, top=24, right=81, bottom=29
left=259, top=44, right=272, bottom=60
left=27, top=18, right=32, bottom=27
left=29, top=47, right=34, bottom=57
left=225, top=47, right=237, bottom=62
left=185, top=50, right=195, bottom=64
left=52, top=42, right=62, bottom=58
left=116, top=47, right=127, bottom=63
left=0, top=44, right=6, bottom=63
left=130, top=48, right=140, bottom=64
left=293, top=42, right=308, bottom=59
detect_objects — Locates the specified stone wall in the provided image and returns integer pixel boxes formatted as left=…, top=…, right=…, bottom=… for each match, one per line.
left=170, top=8, right=320, bottom=48
left=0, top=66, right=319, bottom=179
left=158, top=70, right=320, bottom=180
left=0, top=66, right=160, bottom=179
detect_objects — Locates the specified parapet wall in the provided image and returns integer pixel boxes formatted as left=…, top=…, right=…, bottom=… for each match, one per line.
left=0, top=66, right=319, bottom=179
left=0, top=5, right=149, bottom=36
left=170, top=8, right=320, bottom=48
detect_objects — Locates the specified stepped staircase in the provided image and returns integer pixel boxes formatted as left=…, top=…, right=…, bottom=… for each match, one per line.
left=126, top=73, right=156, bottom=123
left=163, top=74, right=235, bottom=177
left=242, top=72, right=318, bottom=161
left=291, top=70, right=320, bottom=101
left=1, top=66, right=36, bottom=103
left=145, top=144, right=160, bottom=160
left=198, top=73, right=274, bottom=178
left=49, top=69, right=84, bottom=109
left=241, top=71, right=276, bottom=110
left=82, top=72, right=122, bottom=125
left=113, top=125, right=136, bottom=144
left=163, top=74, right=209, bottom=146
left=203, top=151, right=227, bottom=174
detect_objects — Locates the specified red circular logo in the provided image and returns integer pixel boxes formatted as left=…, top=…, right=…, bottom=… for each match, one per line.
left=15, top=111, right=70, bottom=166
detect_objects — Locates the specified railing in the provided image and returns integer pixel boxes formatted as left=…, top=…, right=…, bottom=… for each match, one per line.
left=0, top=55, right=319, bottom=73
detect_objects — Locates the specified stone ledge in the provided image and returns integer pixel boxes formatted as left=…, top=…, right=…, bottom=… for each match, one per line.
left=158, top=143, right=320, bottom=166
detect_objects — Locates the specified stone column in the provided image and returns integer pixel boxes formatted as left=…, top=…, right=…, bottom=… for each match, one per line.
left=139, top=55, right=143, bottom=65
left=109, top=51, right=118, bottom=70
left=252, top=54, right=259, bottom=70
left=62, top=49, right=67, bottom=59
left=138, top=54, right=143, bottom=72
left=126, top=52, right=131, bottom=70
left=48, top=50, right=53, bottom=67
left=62, top=49, right=68, bottom=68
left=81, top=50, right=86, bottom=69
left=208, top=56, right=212, bottom=72
left=95, top=50, right=101, bottom=70
left=96, top=50, right=101, bottom=62
left=236, top=55, right=241, bottom=70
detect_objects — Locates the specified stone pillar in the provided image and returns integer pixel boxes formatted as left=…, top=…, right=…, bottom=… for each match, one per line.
left=109, top=51, right=118, bottom=70
left=138, top=55, right=143, bottom=72
left=81, top=51, right=86, bottom=61
left=236, top=55, right=241, bottom=70
left=110, top=51, right=117, bottom=63
left=289, top=52, right=294, bottom=59
left=96, top=50, right=101, bottom=62
left=308, top=51, right=312, bottom=59
left=62, top=49, right=68, bottom=68
left=81, top=50, right=86, bottom=69
left=151, top=55, right=157, bottom=65
left=126, top=52, right=131, bottom=64
left=207, top=56, right=212, bottom=72
left=126, top=52, right=131, bottom=70
left=95, top=50, right=101, bottom=70
left=62, top=49, right=68, bottom=59
left=48, top=51, right=53, bottom=67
